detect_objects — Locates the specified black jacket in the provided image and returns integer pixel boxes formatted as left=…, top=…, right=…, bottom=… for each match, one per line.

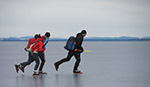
left=75, top=33, right=84, bottom=53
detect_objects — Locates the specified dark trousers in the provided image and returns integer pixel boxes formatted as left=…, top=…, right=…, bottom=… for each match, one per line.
left=21, top=52, right=46, bottom=71
left=32, top=53, right=40, bottom=70
left=21, top=52, right=34, bottom=68
left=21, top=52, right=40, bottom=70
left=38, top=52, right=46, bottom=71
left=56, top=51, right=81, bottom=71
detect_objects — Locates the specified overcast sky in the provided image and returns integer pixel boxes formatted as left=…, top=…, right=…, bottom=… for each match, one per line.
left=0, top=0, right=150, bottom=38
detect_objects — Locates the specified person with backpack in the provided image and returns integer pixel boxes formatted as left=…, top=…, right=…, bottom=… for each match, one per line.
left=54, top=30, right=87, bottom=74
left=38, top=32, right=50, bottom=74
left=15, top=35, right=46, bottom=76
left=15, top=34, right=41, bottom=73
left=31, top=35, right=46, bottom=75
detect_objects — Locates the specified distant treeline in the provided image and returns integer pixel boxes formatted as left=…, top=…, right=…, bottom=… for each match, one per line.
left=0, top=36, right=150, bottom=41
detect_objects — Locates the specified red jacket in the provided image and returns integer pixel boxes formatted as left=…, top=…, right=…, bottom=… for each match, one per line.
left=31, top=38, right=45, bottom=53
left=26, top=38, right=37, bottom=49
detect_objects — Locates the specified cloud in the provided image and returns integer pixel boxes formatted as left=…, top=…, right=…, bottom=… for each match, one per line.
left=0, top=0, right=150, bottom=37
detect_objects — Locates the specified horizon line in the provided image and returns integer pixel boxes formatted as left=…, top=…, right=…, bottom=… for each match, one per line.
left=0, top=36, right=150, bottom=38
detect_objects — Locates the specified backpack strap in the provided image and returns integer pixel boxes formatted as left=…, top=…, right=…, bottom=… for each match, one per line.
left=31, top=40, right=41, bottom=53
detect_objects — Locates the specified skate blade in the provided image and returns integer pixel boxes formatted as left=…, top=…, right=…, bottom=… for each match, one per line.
left=32, top=74, right=40, bottom=76
left=73, top=72, right=83, bottom=74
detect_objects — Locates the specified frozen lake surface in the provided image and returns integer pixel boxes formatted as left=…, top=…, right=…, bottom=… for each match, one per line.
left=0, top=41, right=150, bottom=87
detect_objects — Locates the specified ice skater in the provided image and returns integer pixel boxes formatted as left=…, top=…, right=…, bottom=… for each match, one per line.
left=15, top=35, right=47, bottom=76
left=38, top=32, right=50, bottom=74
left=54, top=30, right=87, bottom=74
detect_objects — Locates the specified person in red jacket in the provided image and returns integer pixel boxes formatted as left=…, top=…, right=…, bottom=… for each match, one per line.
left=15, top=35, right=46, bottom=76
left=30, top=35, right=46, bottom=75
left=31, top=36, right=46, bottom=54
left=25, top=35, right=39, bottom=52
left=38, top=32, right=50, bottom=74
left=15, top=34, right=40, bottom=73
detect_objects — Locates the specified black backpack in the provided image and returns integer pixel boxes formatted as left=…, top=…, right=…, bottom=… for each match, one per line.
left=64, top=36, right=76, bottom=51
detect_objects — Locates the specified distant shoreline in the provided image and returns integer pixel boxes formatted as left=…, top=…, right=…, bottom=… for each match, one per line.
left=0, top=40, right=150, bottom=42
left=0, top=36, right=150, bottom=42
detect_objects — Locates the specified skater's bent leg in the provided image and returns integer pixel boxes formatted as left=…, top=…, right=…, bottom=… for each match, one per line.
left=56, top=51, right=74, bottom=65
left=20, top=52, right=34, bottom=68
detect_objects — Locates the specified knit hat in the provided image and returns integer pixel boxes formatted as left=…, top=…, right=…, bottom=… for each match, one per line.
left=34, top=34, right=41, bottom=39
left=81, top=30, right=87, bottom=34
left=45, top=32, right=50, bottom=37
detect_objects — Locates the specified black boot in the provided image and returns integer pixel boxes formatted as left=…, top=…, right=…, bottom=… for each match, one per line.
left=14, top=64, right=19, bottom=73
left=18, top=64, right=24, bottom=73
left=54, top=63, right=59, bottom=71
left=33, top=71, right=39, bottom=76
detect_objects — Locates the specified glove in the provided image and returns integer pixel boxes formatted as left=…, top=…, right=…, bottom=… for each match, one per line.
left=78, top=47, right=84, bottom=53
left=24, top=48, right=27, bottom=51
left=74, top=49, right=78, bottom=51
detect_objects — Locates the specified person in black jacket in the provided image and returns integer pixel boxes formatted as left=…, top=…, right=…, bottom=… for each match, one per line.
left=54, top=30, right=87, bottom=74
